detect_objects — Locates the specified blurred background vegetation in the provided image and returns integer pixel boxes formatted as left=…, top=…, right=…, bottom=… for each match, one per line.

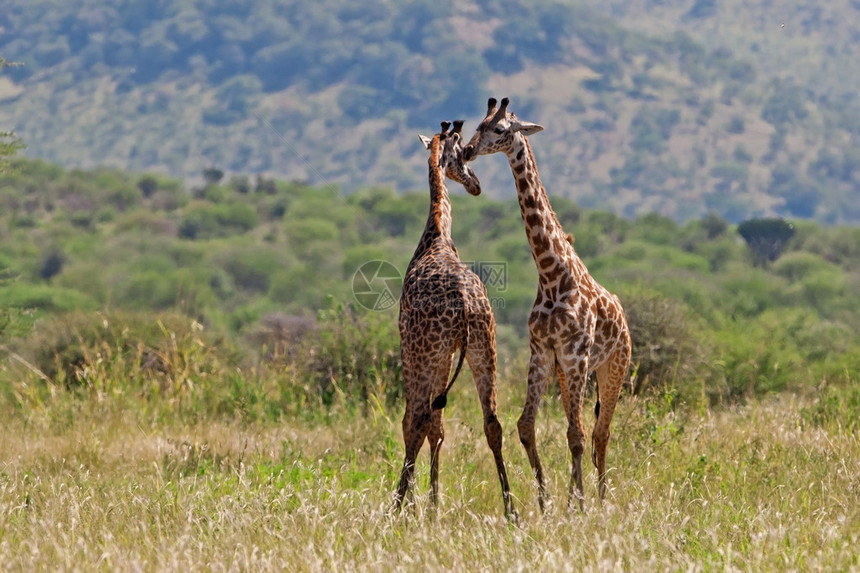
left=2, top=1, right=860, bottom=223
left=1, top=159, right=858, bottom=425
left=0, top=1, right=858, bottom=428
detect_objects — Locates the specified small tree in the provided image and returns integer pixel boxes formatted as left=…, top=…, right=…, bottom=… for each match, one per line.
left=737, top=217, right=795, bottom=266
left=0, top=57, right=24, bottom=173
left=701, top=212, right=728, bottom=239
left=0, top=56, right=25, bottom=342
left=137, top=175, right=158, bottom=198
left=202, top=167, right=224, bottom=186
left=39, top=249, right=65, bottom=281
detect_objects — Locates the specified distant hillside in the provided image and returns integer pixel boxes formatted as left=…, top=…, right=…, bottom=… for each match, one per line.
left=579, top=0, right=860, bottom=98
left=2, top=0, right=860, bottom=223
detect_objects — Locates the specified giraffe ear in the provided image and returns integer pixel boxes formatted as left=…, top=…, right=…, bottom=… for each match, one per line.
left=418, top=134, right=433, bottom=149
left=511, top=120, right=544, bottom=136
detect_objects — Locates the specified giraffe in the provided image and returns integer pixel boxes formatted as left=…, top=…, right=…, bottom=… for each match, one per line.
left=393, top=120, right=515, bottom=518
left=463, top=98, right=632, bottom=511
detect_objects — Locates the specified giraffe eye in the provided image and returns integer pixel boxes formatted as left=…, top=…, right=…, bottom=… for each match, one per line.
left=493, top=126, right=505, bottom=134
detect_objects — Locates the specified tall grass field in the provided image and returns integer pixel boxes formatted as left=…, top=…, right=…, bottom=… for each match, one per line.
left=0, top=341, right=856, bottom=571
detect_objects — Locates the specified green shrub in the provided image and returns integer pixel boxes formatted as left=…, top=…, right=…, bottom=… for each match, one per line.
left=772, top=252, right=832, bottom=282
left=621, top=290, right=706, bottom=400
left=298, top=300, right=402, bottom=408
left=179, top=202, right=258, bottom=239
left=284, top=218, right=339, bottom=250
left=799, top=268, right=847, bottom=312
left=801, top=382, right=860, bottom=432
left=11, top=311, right=219, bottom=387
left=219, top=247, right=286, bottom=293
left=113, top=211, right=178, bottom=236
left=720, top=269, right=790, bottom=317
left=0, top=283, right=97, bottom=312
left=629, top=213, right=679, bottom=245
left=269, top=266, right=315, bottom=306
left=706, top=309, right=815, bottom=403
left=115, top=270, right=187, bottom=309
left=53, top=262, right=109, bottom=305
left=341, top=246, right=391, bottom=281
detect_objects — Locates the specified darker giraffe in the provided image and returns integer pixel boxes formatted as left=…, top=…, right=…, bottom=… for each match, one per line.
left=464, top=98, right=632, bottom=511
left=393, top=121, right=515, bottom=517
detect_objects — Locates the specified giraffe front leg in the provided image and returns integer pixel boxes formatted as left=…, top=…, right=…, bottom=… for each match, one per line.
left=517, top=345, right=553, bottom=513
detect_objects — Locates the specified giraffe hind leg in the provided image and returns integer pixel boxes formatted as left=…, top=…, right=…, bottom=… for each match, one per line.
left=393, top=357, right=443, bottom=512
left=466, top=332, right=516, bottom=519
left=592, top=390, right=601, bottom=468
left=592, top=354, right=627, bottom=500
left=557, top=353, right=589, bottom=512
left=394, top=407, right=431, bottom=512
left=427, top=407, right=444, bottom=508
left=427, top=354, right=453, bottom=508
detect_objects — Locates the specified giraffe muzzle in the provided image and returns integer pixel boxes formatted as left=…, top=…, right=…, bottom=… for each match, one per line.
left=462, top=144, right=477, bottom=162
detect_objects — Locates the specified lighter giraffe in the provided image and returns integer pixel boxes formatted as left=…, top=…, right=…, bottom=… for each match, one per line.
left=393, top=121, right=515, bottom=517
left=464, top=98, right=632, bottom=511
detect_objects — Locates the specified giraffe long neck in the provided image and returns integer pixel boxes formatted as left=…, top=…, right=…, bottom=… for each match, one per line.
left=507, top=135, right=585, bottom=285
left=413, top=136, right=455, bottom=260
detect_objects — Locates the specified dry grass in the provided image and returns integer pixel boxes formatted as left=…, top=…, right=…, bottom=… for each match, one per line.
left=0, top=386, right=857, bottom=571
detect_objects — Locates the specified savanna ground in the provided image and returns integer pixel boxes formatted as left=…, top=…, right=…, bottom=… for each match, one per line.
left=0, top=366, right=857, bottom=572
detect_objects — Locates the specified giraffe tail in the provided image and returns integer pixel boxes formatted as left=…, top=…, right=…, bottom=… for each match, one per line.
left=431, top=308, right=469, bottom=410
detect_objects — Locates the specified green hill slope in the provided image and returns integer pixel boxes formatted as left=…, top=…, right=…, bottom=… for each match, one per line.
left=2, top=0, right=860, bottom=223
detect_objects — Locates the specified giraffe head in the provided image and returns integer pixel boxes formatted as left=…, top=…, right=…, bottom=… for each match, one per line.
left=463, top=97, right=544, bottom=161
left=419, top=120, right=481, bottom=196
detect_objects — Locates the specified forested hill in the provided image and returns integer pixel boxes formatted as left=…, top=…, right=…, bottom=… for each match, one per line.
left=2, top=0, right=860, bottom=224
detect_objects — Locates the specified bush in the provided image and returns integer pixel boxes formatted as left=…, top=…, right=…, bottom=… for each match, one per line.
left=629, top=213, right=679, bottom=245
left=11, top=311, right=220, bottom=388
left=622, top=290, right=706, bottom=399
left=725, top=115, right=745, bottom=134
left=705, top=309, right=827, bottom=404
left=219, top=247, right=286, bottom=293
left=258, top=300, right=402, bottom=409
left=179, top=202, right=258, bottom=239
left=113, top=211, right=178, bottom=236
left=0, top=283, right=96, bottom=312
left=114, top=270, right=194, bottom=310
left=772, top=252, right=833, bottom=282
left=306, top=301, right=402, bottom=407
left=801, top=383, right=860, bottom=432
left=283, top=218, right=339, bottom=250
left=38, top=249, right=65, bottom=280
